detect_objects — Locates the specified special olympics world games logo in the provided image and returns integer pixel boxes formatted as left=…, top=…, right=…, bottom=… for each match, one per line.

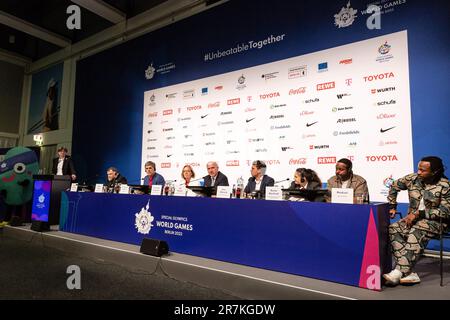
left=134, top=201, right=154, bottom=234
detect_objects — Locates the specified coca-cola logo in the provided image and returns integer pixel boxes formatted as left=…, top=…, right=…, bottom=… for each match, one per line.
left=289, top=87, right=306, bottom=95
left=300, top=110, right=314, bottom=116
left=245, top=107, right=256, bottom=112
left=377, top=113, right=396, bottom=119
left=289, top=158, right=307, bottom=165
left=208, top=102, right=220, bottom=108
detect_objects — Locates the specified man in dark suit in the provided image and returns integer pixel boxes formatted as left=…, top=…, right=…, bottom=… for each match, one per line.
left=52, top=146, right=76, bottom=181
left=244, top=160, right=274, bottom=198
left=105, top=167, right=128, bottom=193
left=203, top=161, right=229, bottom=187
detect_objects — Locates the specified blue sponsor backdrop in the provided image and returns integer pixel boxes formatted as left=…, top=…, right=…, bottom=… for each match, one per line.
left=73, top=0, right=450, bottom=249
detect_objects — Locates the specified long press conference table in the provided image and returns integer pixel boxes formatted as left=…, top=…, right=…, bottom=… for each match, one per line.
left=60, top=192, right=391, bottom=290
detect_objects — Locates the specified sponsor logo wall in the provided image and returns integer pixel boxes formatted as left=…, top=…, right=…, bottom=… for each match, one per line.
left=142, top=31, right=412, bottom=202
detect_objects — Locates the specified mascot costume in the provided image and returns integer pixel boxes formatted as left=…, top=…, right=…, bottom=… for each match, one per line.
left=0, top=147, right=39, bottom=227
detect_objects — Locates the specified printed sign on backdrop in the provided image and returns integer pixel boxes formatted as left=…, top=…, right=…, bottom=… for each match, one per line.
left=141, top=31, right=413, bottom=202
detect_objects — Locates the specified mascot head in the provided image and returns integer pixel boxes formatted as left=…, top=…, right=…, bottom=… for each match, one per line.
left=0, top=147, right=39, bottom=205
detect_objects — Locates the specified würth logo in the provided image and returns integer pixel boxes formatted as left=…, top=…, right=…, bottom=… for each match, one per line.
left=316, top=82, right=335, bottom=91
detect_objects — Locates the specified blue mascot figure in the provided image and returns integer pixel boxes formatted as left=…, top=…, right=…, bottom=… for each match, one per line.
left=0, top=147, right=39, bottom=227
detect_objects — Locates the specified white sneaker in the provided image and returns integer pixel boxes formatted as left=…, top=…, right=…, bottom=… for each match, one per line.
left=383, top=269, right=402, bottom=285
left=400, top=272, right=420, bottom=284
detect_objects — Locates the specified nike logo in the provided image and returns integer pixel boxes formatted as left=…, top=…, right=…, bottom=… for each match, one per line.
left=246, top=118, right=255, bottom=123
left=201, top=114, right=209, bottom=119
left=306, top=121, right=318, bottom=127
left=167, top=154, right=172, bottom=158
left=380, top=126, right=396, bottom=133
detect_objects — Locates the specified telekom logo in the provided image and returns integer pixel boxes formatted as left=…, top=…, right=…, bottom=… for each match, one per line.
left=316, top=82, right=335, bottom=91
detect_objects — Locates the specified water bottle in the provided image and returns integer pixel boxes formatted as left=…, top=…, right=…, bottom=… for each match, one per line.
left=232, top=184, right=236, bottom=198
left=164, top=184, right=170, bottom=196
left=236, top=176, right=244, bottom=199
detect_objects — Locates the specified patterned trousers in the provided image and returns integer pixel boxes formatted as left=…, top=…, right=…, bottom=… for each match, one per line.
left=389, top=220, right=438, bottom=275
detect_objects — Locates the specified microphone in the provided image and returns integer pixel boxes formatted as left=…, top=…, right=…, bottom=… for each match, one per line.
left=275, top=178, right=290, bottom=184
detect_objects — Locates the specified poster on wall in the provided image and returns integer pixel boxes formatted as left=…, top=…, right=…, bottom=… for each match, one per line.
left=27, top=63, right=64, bottom=134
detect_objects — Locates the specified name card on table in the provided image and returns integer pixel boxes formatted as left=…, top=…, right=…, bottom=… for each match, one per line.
left=216, top=186, right=232, bottom=199
left=150, top=185, right=162, bottom=195
left=94, top=184, right=104, bottom=193
left=331, top=188, right=354, bottom=204
left=265, top=186, right=283, bottom=201
left=119, top=184, right=130, bottom=194
left=173, top=185, right=187, bottom=196
left=70, top=183, right=78, bottom=192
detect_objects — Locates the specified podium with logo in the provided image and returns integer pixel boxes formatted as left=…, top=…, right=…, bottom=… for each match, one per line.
left=31, top=175, right=71, bottom=231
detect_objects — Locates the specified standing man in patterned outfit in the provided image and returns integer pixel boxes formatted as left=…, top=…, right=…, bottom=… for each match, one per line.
left=383, top=156, right=449, bottom=285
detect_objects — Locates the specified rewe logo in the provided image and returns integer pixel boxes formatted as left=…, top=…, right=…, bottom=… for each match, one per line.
left=161, top=163, right=171, bottom=168
left=363, top=72, right=394, bottom=82
left=227, top=98, right=240, bottom=105
left=317, top=157, right=336, bottom=164
left=226, top=160, right=239, bottom=166
left=259, top=92, right=280, bottom=99
left=163, top=109, right=173, bottom=116
left=134, top=201, right=154, bottom=235
left=316, top=82, right=335, bottom=91
left=366, top=155, right=398, bottom=162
